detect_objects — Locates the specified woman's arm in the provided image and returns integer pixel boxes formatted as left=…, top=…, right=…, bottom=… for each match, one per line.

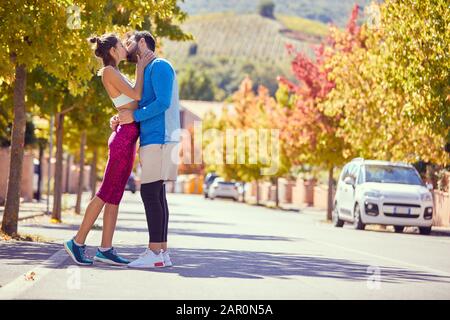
left=102, top=51, right=154, bottom=100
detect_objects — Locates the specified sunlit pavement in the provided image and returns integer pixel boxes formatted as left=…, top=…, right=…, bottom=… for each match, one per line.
left=1, top=191, right=450, bottom=299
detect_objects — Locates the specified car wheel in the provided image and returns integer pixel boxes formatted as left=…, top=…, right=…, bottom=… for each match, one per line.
left=332, top=202, right=344, bottom=228
left=353, top=203, right=366, bottom=230
left=419, top=226, right=432, bottom=235
left=204, top=193, right=209, bottom=199
left=394, top=226, right=404, bottom=233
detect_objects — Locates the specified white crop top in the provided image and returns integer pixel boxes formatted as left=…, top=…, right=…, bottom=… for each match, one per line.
left=99, top=68, right=136, bottom=108
left=111, top=93, right=135, bottom=108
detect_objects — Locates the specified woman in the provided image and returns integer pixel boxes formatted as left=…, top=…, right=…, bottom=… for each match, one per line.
left=64, top=33, right=154, bottom=266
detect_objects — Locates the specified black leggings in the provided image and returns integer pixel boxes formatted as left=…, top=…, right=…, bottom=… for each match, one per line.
left=140, top=180, right=169, bottom=243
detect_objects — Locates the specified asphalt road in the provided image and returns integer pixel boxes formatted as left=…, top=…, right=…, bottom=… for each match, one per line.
left=1, top=192, right=450, bottom=299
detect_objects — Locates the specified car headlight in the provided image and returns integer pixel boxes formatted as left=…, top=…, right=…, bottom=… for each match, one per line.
left=420, top=192, right=432, bottom=202
left=364, top=190, right=382, bottom=198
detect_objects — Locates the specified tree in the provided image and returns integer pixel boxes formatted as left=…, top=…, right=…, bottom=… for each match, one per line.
left=75, top=131, right=86, bottom=214
left=0, top=0, right=191, bottom=235
left=203, top=77, right=290, bottom=205
left=0, top=0, right=103, bottom=234
left=276, top=5, right=361, bottom=219
left=258, top=1, right=275, bottom=19
left=379, top=0, right=449, bottom=143
left=173, top=56, right=291, bottom=101
left=179, top=67, right=218, bottom=101
left=323, top=1, right=449, bottom=167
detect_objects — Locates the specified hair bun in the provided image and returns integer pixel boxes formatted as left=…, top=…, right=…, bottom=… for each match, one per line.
left=89, top=36, right=99, bottom=44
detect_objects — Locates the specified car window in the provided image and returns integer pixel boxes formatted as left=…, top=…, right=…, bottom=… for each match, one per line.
left=364, top=165, right=424, bottom=185
left=206, top=174, right=218, bottom=183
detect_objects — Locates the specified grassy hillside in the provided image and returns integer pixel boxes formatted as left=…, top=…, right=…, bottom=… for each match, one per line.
left=277, top=15, right=329, bottom=37
left=178, top=0, right=374, bottom=27
left=161, top=12, right=334, bottom=101
left=163, top=13, right=324, bottom=64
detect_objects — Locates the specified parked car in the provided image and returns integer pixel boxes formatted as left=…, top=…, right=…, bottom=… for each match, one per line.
left=208, top=178, right=243, bottom=201
left=125, top=173, right=136, bottom=194
left=332, top=158, right=434, bottom=235
left=203, top=172, right=219, bottom=198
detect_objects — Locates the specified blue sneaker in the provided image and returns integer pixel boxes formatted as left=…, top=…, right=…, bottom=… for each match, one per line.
left=94, top=248, right=130, bottom=266
left=64, top=239, right=93, bottom=266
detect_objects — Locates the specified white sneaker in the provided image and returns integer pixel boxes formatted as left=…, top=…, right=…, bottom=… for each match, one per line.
left=161, top=249, right=173, bottom=267
left=128, top=249, right=165, bottom=268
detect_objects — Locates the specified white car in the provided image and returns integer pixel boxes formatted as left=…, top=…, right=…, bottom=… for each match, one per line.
left=333, top=158, right=434, bottom=235
left=208, top=178, right=242, bottom=201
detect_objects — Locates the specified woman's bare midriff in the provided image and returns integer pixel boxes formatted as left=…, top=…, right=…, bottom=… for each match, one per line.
left=117, top=101, right=138, bottom=125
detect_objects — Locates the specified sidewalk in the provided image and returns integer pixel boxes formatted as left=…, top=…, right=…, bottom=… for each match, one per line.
left=0, top=199, right=50, bottom=224
left=0, top=193, right=90, bottom=225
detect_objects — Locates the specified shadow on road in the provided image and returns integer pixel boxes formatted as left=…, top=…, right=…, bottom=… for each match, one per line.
left=127, top=247, right=450, bottom=284
left=117, top=217, right=234, bottom=227
left=0, top=241, right=62, bottom=267
left=18, top=222, right=301, bottom=242
left=2, top=241, right=449, bottom=285
left=66, top=247, right=450, bottom=283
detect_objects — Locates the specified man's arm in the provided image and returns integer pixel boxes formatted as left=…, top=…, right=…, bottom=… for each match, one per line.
left=133, top=61, right=174, bottom=123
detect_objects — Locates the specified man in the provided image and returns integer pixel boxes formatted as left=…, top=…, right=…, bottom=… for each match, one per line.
left=111, top=30, right=181, bottom=268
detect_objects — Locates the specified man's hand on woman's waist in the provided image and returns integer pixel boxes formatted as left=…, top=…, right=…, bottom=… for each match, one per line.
left=110, top=115, right=119, bottom=131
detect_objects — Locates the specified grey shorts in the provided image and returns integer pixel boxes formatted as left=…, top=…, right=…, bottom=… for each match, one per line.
left=139, top=143, right=180, bottom=184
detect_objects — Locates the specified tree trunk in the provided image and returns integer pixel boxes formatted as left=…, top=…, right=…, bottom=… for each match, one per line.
left=46, top=115, right=54, bottom=215
left=90, top=149, right=97, bottom=199
left=75, top=131, right=86, bottom=214
left=51, top=112, right=65, bottom=221
left=65, top=154, right=72, bottom=193
left=327, top=166, right=334, bottom=221
left=35, top=141, right=44, bottom=201
left=1, top=64, right=27, bottom=235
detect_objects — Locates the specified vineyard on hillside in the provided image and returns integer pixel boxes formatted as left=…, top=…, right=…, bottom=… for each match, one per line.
left=162, top=13, right=316, bottom=65
left=178, top=0, right=374, bottom=27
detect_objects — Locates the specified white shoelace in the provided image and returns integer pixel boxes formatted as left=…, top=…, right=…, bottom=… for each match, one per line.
left=139, top=249, right=168, bottom=258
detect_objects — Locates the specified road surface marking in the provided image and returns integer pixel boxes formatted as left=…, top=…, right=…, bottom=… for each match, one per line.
left=0, top=249, right=68, bottom=299
left=310, top=238, right=450, bottom=278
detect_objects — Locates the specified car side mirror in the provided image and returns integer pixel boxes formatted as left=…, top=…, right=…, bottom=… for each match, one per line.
left=426, top=183, right=433, bottom=191
left=344, top=176, right=355, bottom=186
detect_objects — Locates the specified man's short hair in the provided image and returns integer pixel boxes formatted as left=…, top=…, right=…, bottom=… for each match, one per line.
left=127, top=30, right=156, bottom=51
